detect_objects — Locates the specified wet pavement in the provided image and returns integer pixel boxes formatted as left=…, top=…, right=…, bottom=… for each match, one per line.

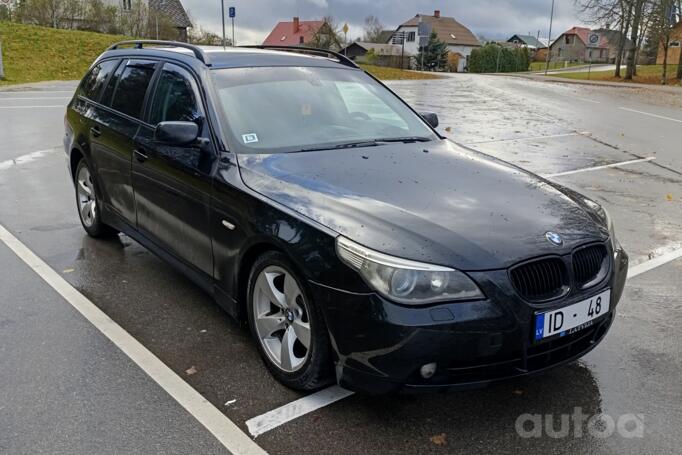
left=1, top=74, right=680, bottom=454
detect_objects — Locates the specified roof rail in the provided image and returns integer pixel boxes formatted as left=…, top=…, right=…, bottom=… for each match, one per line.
left=107, top=40, right=210, bottom=65
left=239, top=45, right=358, bottom=68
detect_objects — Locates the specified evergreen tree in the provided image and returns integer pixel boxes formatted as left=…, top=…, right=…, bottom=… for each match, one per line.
left=415, top=32, right=449, bottom=71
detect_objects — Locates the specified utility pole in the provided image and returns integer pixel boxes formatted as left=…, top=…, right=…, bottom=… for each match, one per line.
left=0, top=42, right=4, bottom=81
left=221, top=0, right=226, bottom=49
left=496, top=45, right=502, bottom=72
left=544, top=0, right=555, bottom=75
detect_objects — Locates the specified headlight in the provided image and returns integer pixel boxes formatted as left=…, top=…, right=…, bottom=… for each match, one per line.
left=336, top=236, right=484, bottom=305
left=584, top=199, right=618, bottom=248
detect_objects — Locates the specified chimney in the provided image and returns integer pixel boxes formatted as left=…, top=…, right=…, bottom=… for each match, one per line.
left=434, top=10, right=441, bottom=18
left=293, top=17, right=300, bottom=33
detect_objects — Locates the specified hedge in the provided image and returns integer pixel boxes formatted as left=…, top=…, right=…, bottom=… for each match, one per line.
left=469, top=44, right=530, bottom=73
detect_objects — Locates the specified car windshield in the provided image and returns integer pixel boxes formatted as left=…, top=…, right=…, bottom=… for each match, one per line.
left=210, top=66, right=438, bottom=154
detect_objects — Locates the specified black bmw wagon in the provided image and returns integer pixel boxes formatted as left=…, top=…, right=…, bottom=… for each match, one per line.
left=64, top=41, right=628, bottom=394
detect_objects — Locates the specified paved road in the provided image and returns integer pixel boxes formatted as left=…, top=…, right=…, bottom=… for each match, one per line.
left=0, top=74, right=681, bottom=454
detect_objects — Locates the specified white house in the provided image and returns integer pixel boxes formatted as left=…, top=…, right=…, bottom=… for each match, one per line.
left=389, top=10, right=481, bottom=72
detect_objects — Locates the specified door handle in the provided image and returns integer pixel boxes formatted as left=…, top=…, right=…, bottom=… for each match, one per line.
left=134, top=149, right=148, bottom=163
left=90, top=126, right=101, bottom=138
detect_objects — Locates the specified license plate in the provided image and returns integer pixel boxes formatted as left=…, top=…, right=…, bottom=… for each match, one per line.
left=534, top=289, right=610, bottom=341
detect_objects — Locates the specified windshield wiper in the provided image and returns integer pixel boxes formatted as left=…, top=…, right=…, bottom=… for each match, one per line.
left=296, top=140, right=381, bottom=153
left=293, top=137, right=432, bottom=153
left=374, top=136, right=432, bottom=143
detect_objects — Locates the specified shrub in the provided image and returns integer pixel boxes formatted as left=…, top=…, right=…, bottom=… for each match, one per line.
left=469, top=44, right=530, bottom=73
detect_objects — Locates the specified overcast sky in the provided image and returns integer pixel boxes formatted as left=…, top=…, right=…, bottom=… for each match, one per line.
left=180, top=0, right=591, bottom=44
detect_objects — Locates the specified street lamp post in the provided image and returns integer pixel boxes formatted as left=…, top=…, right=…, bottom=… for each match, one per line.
left=544, top=0, right=555, bottom=75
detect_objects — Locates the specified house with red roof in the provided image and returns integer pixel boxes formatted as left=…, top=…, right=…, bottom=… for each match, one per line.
left=549, top=27, right=615, bottom=63
left=263, top=17, right=328, bottom=46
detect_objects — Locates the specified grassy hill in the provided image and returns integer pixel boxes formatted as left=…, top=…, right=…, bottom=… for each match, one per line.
left=0, top=22, right=129, bottom=86
left=0, top=22, right=441, bottom=85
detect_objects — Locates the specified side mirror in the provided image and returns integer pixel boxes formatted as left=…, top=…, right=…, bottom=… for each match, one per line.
left=154, top=121, right=199, bottom=145
left=420, top=112, right=439, bottom=129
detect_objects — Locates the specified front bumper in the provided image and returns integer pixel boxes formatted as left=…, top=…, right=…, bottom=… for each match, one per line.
left=311, top=246, right=628, bottom=394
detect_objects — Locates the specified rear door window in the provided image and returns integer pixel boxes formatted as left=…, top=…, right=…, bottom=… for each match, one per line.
left=79, top=59, right=120, bottom=101
left=109, top=60, right=158, bottom=119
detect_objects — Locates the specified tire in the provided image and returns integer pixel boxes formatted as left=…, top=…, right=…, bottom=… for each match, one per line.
left=247, top=251, right=334, bottom=391
left=74, top=158, right=118, bottom=238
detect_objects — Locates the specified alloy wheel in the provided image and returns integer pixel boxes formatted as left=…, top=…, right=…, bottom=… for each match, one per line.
left=76, top=164, right=97, bottom=228
left=252, top=265, right=311, bottom=372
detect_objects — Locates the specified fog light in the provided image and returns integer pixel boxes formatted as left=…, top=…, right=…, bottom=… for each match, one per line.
left=420, top=362, right=437, bottom=379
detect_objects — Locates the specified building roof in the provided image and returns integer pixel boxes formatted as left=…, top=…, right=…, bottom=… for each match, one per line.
left=341, top=42, right=407, bottom=56
left=398, top=12, right=480, bottom=47
left=508, top=34, right=547, bottom=49
left=554, top=27, right=609, bottom=49
left=263, top=18, right=325, bottom=46
left=593, top=28, right=635, bottom=49
left=149, top=0, right=191, bottom=29
left=377, top=30, right=395, bottom=44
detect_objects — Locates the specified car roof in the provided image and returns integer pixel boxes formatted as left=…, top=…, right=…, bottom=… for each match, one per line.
left=100, top=42, right=359, bottom=71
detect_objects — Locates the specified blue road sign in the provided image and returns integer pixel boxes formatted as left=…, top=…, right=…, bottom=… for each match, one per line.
left=229, top=6, right=235, bottom=18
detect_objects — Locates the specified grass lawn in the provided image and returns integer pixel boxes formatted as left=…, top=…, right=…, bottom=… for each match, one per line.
left=359, top=64, right=443, bottom=80
left=548, top=64, right=680, bottom=86
left=529, top=61, right=584, bottom=71
left=0, top=22, right=130, bottom=86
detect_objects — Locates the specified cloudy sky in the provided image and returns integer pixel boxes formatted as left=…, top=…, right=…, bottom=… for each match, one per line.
left=180, top=0, right=591, bottom=44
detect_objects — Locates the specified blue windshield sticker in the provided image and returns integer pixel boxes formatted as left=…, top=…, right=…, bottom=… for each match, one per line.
left=242, top=133, right=259, bottom=144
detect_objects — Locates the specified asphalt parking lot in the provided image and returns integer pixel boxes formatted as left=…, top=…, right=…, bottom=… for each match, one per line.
left=1, top=74, right=681, bottom=454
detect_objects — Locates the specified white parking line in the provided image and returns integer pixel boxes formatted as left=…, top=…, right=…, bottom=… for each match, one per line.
left=0, top=97, right=71, bottom=100
left=0, top=224, right=267, bottom=455
left=0, top=105, right=65, bottom=109
left=0, top=90, right=74, bottom=94
left=245, top=386, right=354, bottom=437
left=628, top=247, right=682, bottom=278
left=619, top=107, right=682, bottom=123
left=465, top=131, right=590, bottom=145
left=0, top=148, right=60, bottom=171
left=543, top=156, right=656, bottom=178
left=574, top=97, right=601, bottom=104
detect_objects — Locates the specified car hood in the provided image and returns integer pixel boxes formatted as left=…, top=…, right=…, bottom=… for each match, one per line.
left=237, top=139, right=608, bottom=270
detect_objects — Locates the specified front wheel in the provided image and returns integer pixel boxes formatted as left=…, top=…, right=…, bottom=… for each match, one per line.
left=74, top=159, right=118, bottom=238
left=247, top=251, right=333, bottom=391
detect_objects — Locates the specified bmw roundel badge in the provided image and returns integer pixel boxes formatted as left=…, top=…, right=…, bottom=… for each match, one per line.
left=545, top=231, right=563, bottom=246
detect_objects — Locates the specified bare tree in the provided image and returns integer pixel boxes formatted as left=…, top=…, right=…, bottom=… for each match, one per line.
left=363, top=15, right=384, bottom=43
left=307, top=16, right=343, bottom=50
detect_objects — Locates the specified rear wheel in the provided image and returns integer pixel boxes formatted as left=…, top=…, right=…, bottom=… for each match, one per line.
left=74, top=159, right=118, bottom=238
left=247, top=251, right=333, bottom=391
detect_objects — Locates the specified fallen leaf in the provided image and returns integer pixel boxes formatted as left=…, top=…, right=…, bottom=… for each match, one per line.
left=666, top=194, right=673, bottom=201
left=444, top=127, right=452, bottom=133
left=430, top=433, right=447, bottom=446
left=186, top=366, right=197, bottom=375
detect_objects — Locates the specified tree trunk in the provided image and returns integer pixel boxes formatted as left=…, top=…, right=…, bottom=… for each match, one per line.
left=678, top=1, right=682, bottom=80
left=661, top=37, right=669, bottom=85
left=615, top=16, right=626, bottom=76
left=616, top=1, right=633, bottom=78
left=625, top=0, right=644, bottom=80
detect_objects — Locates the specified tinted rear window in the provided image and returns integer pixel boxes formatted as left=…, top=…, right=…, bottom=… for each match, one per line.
left=80, top=60, right=119, bottom=101
left=109, top=60, right=157, bottom=119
